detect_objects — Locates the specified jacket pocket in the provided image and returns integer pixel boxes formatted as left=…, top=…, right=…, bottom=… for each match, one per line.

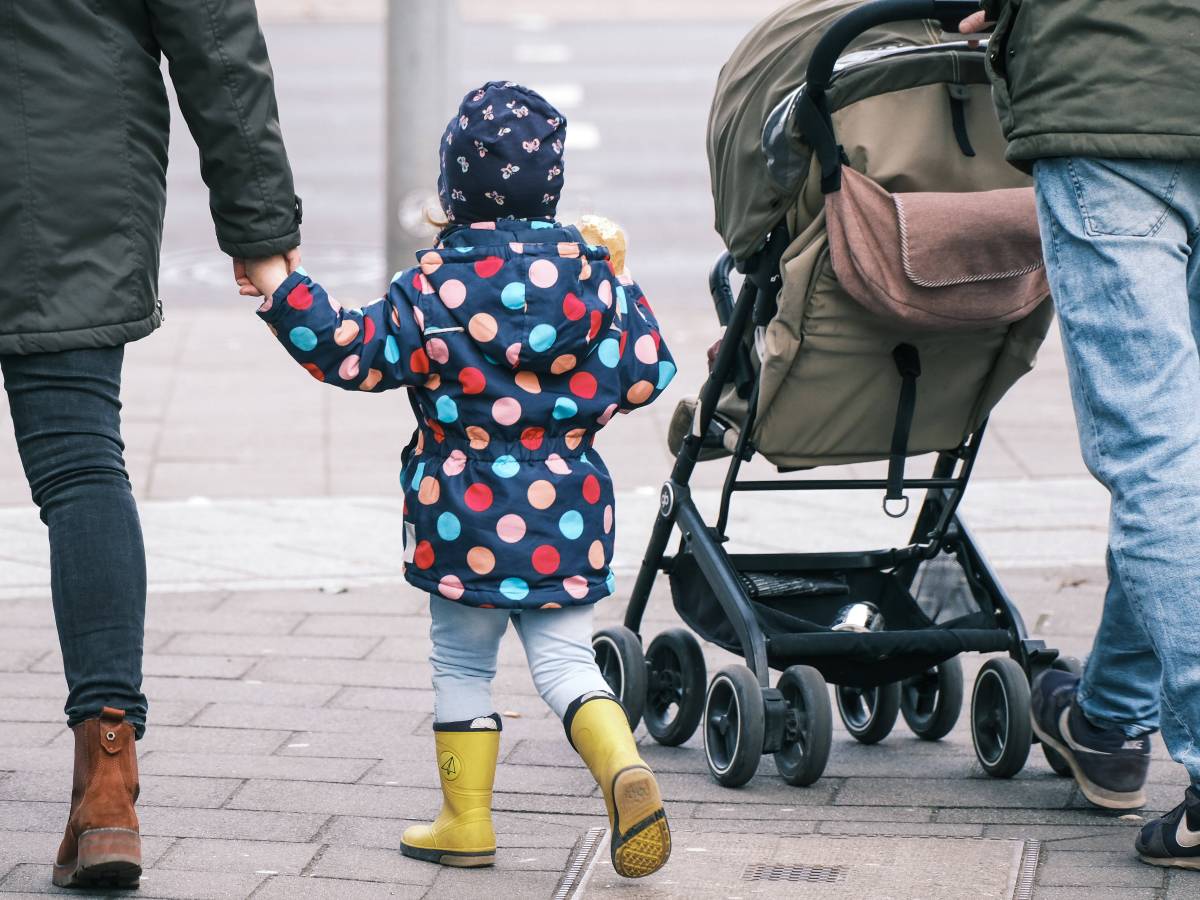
left=1066, top=159, right=1182, bottom=237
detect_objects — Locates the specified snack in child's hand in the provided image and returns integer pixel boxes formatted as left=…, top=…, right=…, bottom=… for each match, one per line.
left=577, top=215, right=627, bottom=275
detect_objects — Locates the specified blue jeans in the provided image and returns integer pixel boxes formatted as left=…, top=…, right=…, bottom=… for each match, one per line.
left=428, top=595, right=611, bottom=722
left=1, top=347, right=148, bottom=735
left=1035, top=158, right=1200, bottom=784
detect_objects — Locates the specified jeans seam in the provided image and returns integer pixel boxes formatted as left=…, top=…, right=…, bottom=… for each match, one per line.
left=1147, top=164, right=1183, bottom=238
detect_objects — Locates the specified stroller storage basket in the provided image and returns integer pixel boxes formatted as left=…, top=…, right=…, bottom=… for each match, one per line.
left=670, top=548, right=1003, bottom=689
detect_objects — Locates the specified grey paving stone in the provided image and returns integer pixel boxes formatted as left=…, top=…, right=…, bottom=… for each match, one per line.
left=816, top=821, right=985, bottom=838
left=273, top=732, right=429, bottom=760
left=158, top=633, right=383, bottom=660
left=326, top=686, right=440, bottom=713
left=1031, top=889, right=1160, bottom=900
left=252, top=875, right=426, bottom=899
left=215, top=589, right=424, bottom=616
left=154, top=837, right=321, bottom=875
left=688, top=816, right=818, bottom=835
left=0, top=725, right=63, bottom=749
left=685, top=802, right=928, bottom=823
left=0, top=650, right=51, bottom=674
left=985, top=823, right=1139, bottom=851
left=139, top=751, right=375, bottom=783
left=0, top=804, right=68, bottom=834
left=243, top=657, right=431, bottom=690
left=139, top=676, right=341, bottom=707
left=655, top=771, right=837, bottom=806
left=323, top=813, right=586, bottom=851
left=362, top=761, right=597, bottom=798
left=1166, top=869, right=1200, bottom=898
left=143, top=610, right=305, bottom=636
left=227, top=779, right=442, bottom=819
left=0, top=831, right=174, bottom=872
left=0, top=772, right=239, bottom=810
left=1038, top=858, right=1162, bottom=888
left=0, top=674, right=68, bottom=700
left=100, top=725, right=292, bottom=756
left=835, top=775, right=1075, bottom=809
left=305, top=844, right=438, bottom=886
left=934, top=806, right=1140, bottom=826
left=0, top=629, right=57, bottom=652
left=294, top=615, right=433, bottom=638
left=428, top=868, right=562, bottom=899
left=0, top=862, right=266, bottom=898
left=138, top=806, right=328, bottom=842
left=194, top=703, right=426, bottom=735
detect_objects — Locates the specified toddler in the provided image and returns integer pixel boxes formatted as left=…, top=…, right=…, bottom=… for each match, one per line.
left=242, top=81, right=675, bottom=878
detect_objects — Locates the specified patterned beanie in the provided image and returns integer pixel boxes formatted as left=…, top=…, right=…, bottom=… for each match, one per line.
left=438, top=81, right=567, bottom=225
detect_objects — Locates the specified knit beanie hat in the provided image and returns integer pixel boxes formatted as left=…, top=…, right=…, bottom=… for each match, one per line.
left=437, top=81, right=567, bottom=224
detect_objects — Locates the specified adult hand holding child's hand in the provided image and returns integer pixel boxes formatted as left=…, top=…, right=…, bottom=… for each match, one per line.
left=234, top=247, right=302, bottom=298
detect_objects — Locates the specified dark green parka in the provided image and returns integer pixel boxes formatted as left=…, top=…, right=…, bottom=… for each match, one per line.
left=983, top=0, right=1200, bottom=168
left=0, top=1, right=301, bottom=355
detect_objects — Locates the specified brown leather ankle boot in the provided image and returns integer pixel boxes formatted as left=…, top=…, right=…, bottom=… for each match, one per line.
left=53, top=707, right=142, bottom=889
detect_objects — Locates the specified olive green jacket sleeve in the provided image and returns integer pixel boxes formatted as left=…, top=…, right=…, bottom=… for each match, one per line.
left=146, top=0, right=301, bottom=259
left=981, top=0, right=1005, bottom=21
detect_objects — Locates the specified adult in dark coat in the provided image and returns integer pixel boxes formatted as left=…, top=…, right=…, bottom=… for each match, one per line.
left=0, top=1, right=300, bottom=887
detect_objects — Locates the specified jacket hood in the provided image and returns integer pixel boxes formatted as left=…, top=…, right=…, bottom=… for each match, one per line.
left=415, top=220, right=619, bottom=374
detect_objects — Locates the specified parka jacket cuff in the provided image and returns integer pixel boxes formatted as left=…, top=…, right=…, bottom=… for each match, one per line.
left=219, top=227, right=301, bottom=260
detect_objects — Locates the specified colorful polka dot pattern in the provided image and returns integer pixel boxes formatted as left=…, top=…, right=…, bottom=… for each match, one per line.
left=258, top=219, right=675, bottom=609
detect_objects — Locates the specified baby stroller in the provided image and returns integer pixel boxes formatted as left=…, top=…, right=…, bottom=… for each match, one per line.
left=592, top=0, right=1077, bottom=789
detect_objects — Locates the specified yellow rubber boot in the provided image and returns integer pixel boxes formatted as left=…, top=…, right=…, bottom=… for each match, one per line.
left=567, top=694, right=671, bottom=878
left=400, top=715, right=500, bottom=867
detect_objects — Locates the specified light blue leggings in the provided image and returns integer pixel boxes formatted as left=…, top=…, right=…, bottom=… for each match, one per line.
left=428, top=595, right=612, bottom=722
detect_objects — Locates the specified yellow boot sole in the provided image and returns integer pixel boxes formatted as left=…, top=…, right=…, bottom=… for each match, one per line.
left=400, top=841, right=495, bottom=868
left=610, top=766, right=671, bottom=878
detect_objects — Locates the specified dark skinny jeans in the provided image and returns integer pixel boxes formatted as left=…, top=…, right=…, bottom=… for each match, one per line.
left=1, top=346, right=147, bottom=735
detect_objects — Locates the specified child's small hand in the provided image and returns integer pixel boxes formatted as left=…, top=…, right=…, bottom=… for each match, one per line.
left=235, top=254, right=291, bottom=298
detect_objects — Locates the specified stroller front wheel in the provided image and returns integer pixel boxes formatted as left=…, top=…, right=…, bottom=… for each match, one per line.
left=970, top=656, right=1033, bottom=778
left=592, top=626, right=646, bottom=731
left=644, top=629, right=707, bottom=747
left=773, top=665, right=833, bottom=787
left=835, top=681, right=901, bottom=745
left=703, top=665, right=765, bottom=787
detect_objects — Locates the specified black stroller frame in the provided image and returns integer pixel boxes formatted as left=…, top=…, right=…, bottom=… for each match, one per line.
left=592, top=0, right=1072, bottom=790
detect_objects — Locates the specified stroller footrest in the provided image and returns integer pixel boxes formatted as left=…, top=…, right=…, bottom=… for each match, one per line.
left=768, top=627, right=1010, bottom=660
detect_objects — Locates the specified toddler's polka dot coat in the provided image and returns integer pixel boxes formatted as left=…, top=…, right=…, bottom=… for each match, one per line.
left=258, top=218, right=675, bottom=610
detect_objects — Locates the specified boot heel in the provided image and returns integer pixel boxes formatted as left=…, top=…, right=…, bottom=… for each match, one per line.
left=611, top=767, right=671, bottom=879
left=54, top=827, right=142, bottom=888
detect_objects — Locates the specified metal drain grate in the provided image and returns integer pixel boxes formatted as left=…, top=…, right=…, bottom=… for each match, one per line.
left=1012, top=840, right=1041, bottom=900
left=742, top=862, right=849, bottom=883
left=553, top=827, right=607, bottom=900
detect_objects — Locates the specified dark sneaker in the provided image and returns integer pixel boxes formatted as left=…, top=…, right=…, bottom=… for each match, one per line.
left=1030, top=669, right=1149, bottom=809
left=1137, top=786, right=1200, bottom=870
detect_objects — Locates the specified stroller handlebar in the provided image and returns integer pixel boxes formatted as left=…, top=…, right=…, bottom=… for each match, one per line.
left=806, top=0, right=982, bottom=95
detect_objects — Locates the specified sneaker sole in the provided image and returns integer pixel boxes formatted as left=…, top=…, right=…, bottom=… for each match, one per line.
left=1031, top=717, right=1146, bottom=810
left=610, top=766, right=671, bottom=879
left=399, top=842, right=495, bottom=868
left=1139, top=854, right=1200, bottom=871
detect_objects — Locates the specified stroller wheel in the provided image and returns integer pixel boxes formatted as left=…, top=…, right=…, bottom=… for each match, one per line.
left=1042, top=655, right=1082, bottom=776
left=971, top=656, right=1033, bottom=779
left=592, top=626, right=646, bottom=731
left=900, top=657, right=964, bottom=742
left=835, top=681, right=901, bottom=745
left=703, top=665, right=765, bottom=787
left=644, top=629, right=707, bottom=747
left=773, top=665, right=832, bottom=787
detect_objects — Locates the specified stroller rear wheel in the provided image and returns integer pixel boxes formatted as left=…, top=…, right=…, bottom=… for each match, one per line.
left=644, top=629, right=707, bottom=747
left=1042, top=655, right=1083, bottom=776
left=900, top=657, right=964, bottom=742
left=592, top=626, right=646, bottom=731
left=835, top=682, right=901, bottom=745
left=773, top=665, right=832, bottom=787
left=703, top=665, right=765, bottom=787
left=971, top=656, right=1033, bottom=778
